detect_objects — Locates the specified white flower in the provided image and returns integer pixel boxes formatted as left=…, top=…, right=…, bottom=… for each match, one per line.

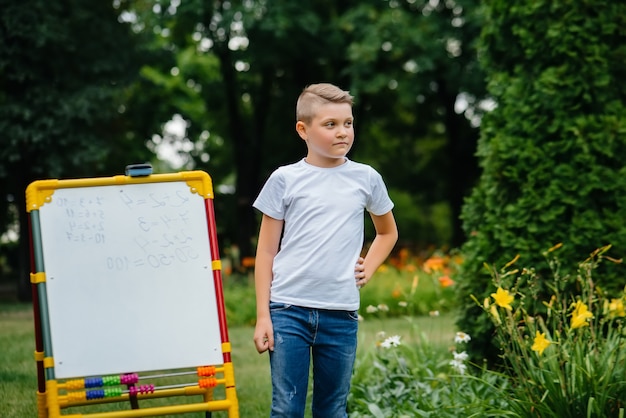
left=453, top=351, right=468, bottom=361
left=380, top=335, right=402, bottom=348
left=398, top=301, right=408, bottom=307
left=449, top=359, right=467, bottom=374
left=429, top=310, right=440, bottom=317
left=454, top=331, right=471, bottom=344
left=377, top=304, right=390, bottom=312
left=366, top=305, right=378, bottom=313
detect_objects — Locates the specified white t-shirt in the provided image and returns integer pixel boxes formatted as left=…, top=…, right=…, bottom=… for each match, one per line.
left=252, top=158, right=394, bottom=310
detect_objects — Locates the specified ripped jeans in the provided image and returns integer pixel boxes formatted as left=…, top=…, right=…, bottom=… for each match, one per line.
left=268, top=303, right=359, bottom=418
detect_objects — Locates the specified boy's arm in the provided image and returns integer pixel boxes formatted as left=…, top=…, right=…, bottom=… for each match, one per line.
left=253, top=214, right=284, bottom=353
left=356, top=211, right=398, bottom=287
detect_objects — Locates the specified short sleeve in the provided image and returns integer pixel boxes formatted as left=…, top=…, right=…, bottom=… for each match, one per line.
left=252, top=170, right=286, bottom=220
left=366, top=168, right=394, bottom=216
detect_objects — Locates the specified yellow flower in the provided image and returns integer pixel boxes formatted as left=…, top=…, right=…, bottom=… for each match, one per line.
left=570, top=300, right=593, bottom=329
left=490, top=304, right=501, bottom=325
left=531, top=331, right=551, bottom=356
left=491, top=287, right=514, bottom=311
left=608, top=298, right=625, bottom=318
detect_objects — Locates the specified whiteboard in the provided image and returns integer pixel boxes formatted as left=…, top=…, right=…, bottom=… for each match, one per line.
left=38, top=181, right=223, bottom=379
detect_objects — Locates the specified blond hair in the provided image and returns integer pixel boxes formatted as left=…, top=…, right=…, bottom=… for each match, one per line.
left=296, top=83, right=354, bottom=124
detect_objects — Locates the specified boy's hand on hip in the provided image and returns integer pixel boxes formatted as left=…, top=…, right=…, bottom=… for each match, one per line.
left=355, top=257, right=368, bottom=288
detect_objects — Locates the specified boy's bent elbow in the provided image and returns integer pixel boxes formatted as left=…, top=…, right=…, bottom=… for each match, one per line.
left=384, top=228, right=398, bottom=250
left=374, top=211, right=398, bottom=238
left=390, top=224, right=399, bottom=243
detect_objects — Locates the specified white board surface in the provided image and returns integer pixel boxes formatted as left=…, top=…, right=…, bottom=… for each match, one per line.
left=38, top=181, right=223, bottom=379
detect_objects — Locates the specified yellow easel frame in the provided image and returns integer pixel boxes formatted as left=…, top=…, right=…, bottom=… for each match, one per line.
left=26, top=171, right=239, bottom=418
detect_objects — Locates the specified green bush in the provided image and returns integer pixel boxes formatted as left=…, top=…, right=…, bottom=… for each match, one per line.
left=348, top=247, right=626, bottom=417
left=458, top=0, right=626, bottom=362
left=475, top=245, right=626, bottom=417
left=376, top=189, right=452, bottom=248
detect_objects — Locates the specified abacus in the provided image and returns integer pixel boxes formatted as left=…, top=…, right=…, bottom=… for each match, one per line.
left=27, top=170, right=239, bottom=417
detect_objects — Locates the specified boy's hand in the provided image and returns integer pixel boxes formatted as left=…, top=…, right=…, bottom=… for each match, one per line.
left=253, top=317, right=274, bottom=354
left=355, top=257, right=368, bottom=288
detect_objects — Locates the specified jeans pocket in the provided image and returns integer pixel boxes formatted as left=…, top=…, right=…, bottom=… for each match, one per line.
left=269, top=302, right=292, bottom=311
left=346, top=310, right=359, bottom=321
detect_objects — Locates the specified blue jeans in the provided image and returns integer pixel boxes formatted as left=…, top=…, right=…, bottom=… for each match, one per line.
left=268, top=303, right=359, bottom=418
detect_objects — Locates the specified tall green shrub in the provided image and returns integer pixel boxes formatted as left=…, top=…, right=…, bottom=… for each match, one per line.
left=457, top=0, right=626, bottom=362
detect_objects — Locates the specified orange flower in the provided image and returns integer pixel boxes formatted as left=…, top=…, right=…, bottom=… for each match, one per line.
left=398, top=248, right=410, bottom=262
left=241, top=256, right=256, bottom=268
left=438, top=275, right=455, bottom=288
left=423, top=256, right=445, bottom=273
left=404, top=264, right=416, bottom=273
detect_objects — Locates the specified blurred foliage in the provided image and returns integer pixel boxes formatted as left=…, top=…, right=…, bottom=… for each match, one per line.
left=0, top=0, right=154, bottom=298
left=222, top=249, right=462, bottom=327
left=457, top=0, right=626, bottom=362
left=121, top=0, right=486, bottom=256
left=1, top=2, right=487, bottom=298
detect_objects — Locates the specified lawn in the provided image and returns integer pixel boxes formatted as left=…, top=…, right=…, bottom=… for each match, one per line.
left=0, top=303, right=455, bottom=417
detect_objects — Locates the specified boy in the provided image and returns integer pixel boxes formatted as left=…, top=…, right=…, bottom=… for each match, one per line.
left=252, top=83, right=398, bottom=417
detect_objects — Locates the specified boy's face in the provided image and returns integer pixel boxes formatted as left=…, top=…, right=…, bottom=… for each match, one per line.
left=296, top=102, right=354, bottom=168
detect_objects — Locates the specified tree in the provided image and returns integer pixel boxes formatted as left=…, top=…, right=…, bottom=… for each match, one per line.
left=341, top=0, right=486, bottom=247
left=127, top=0, right=487, bottom=258
left=0, top=0, right=152, bottom=299
left=457, top=0, right=626, bottom=362
left=125, top=0, right=356, bottom=259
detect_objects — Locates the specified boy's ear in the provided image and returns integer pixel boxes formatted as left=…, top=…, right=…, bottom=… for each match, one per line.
left=295, top=121, right=308, bottom=140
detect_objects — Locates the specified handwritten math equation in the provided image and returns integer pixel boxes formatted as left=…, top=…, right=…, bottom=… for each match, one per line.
left=51, top=186, right=210, bottom=271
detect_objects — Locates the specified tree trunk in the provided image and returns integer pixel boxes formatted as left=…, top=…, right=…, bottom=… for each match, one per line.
left=439, top=79, right=479, bottom=248
left=16, top=177, right=32, bottom=302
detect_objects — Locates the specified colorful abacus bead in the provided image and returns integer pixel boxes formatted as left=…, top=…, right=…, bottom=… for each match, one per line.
left=67, top=391, right=87, bottom=402
left=197, top=366, right=216, bottom=376
left=120, top=373, right=139, bottom=384
left=140, top=384, right=155, bottom=394
left=86, top=389, right=105, bottom=400
left=65, top=379, right=85, bottom=390
left=103, top=387, right=123, bottom=398
left=102, top=375, right=121, bottom=386
left=128, top=384, right=154, bottom=395
left=199, top=377, right=217, bottom=388
left=84, top=377, right=103, bottom=388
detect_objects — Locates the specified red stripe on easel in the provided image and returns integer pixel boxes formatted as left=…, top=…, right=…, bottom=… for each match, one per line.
left=204, top=198, right=232, bottom=363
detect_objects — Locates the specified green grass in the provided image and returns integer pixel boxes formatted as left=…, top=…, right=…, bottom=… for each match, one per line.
left=0, top=303, right=455, bottom=417
left=222, top=267, right=459, bottom=328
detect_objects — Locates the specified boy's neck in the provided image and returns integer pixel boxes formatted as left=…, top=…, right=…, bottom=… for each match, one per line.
left=304, top=156, right=348, bottom=168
